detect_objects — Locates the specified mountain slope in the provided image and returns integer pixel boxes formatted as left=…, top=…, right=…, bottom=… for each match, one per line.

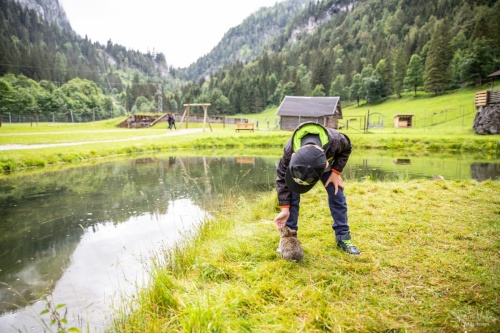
left=179, top=0, right=311, bottom=80
left=188, top=0, right=499, bottom=115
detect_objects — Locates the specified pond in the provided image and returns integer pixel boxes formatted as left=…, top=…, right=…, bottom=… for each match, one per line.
left=0, top=151, right=498, bottom=332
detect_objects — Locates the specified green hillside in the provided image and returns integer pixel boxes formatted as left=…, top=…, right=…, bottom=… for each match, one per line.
left=342, top=85, right=486, bottom=134
left=231, top=84, right=493, bottom=135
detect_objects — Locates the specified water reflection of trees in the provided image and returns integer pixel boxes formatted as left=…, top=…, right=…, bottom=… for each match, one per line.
left=0, top=156, right=277, bottom=313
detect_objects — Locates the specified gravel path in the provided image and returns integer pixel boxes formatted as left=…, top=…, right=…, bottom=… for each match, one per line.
left=0, top=128, right=203, bottom=151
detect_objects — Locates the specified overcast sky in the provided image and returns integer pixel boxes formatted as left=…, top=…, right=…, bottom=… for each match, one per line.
left=59, top=0, right=283, bottom=68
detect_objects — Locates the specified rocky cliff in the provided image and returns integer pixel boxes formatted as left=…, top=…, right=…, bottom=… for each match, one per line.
left=13, top=0, right=72, bottom=31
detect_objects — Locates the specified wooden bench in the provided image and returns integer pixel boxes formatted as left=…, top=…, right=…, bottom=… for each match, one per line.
left=235, top=123, right=254, bottom=132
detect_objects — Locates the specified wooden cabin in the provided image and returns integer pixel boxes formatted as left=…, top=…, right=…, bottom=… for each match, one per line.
left=276, top=96, right=343, bottom=130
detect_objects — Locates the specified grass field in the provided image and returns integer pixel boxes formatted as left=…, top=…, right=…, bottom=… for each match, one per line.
left=111, top=179, right=500, bottom=332
left=342, top=86, right=481, bottom=131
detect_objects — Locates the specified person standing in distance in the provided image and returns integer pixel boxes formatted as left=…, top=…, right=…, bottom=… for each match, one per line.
left=170, top=114, right=176, bottom=130
left=167, top=114, right=173, bottom=130
left=274, top=121, right=360, bottom=255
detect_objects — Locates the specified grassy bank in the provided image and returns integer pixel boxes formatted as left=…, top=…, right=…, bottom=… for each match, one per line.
left=1, top=121, right=499, bottom=175
left=111, top=179, right=500, bottom=332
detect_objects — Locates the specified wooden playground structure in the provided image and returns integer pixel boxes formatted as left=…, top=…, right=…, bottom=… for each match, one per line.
left=117, top=103, right=253, bottom=131
left=178, top=103, right=212, bottom=132
left=117, top=114, right=168, bottom=128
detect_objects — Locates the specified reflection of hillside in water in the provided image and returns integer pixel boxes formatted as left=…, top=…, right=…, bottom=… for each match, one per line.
left=0, top=156, right=277, bottom=315
left=344, top=152, right=500, bottom=181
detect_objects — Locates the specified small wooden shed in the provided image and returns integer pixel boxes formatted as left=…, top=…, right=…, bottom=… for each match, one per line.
left=276, top=96, right=343, bottom=130
left=394, top=114, right=414, bottom=128
left=487, top=69, right=500, bottom=89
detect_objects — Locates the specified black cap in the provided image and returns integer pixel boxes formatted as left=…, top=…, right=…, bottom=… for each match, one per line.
left=285, top=145, right=327, bottom=194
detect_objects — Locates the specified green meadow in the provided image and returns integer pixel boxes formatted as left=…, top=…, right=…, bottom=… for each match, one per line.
left=111, top=179, right=500, bottom=332
left=238, top=85, right=484, bottom=134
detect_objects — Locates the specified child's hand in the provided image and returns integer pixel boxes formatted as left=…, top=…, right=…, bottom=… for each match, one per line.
left=325, top=172, right=344, bottom=195
left=273, top=208, right=290, bottom=229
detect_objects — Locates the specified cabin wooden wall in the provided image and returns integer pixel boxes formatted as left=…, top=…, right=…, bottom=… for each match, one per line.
left=279, top=116, right=340, bottom=130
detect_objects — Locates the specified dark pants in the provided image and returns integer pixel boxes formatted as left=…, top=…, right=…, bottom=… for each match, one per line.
left=285, top=170, right=351, bottom=240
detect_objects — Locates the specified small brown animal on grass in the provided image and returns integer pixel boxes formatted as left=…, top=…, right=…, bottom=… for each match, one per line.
left=280, top=226, right=304, bottom=262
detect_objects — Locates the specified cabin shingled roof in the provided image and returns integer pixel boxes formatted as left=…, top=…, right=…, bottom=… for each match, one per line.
left=487, top=70, right=500, bottom=78
left=276, top=96, right=342, bottom=117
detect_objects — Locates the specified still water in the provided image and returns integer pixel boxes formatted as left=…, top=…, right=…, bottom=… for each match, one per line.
left=0, top=152, right=498, bottom=332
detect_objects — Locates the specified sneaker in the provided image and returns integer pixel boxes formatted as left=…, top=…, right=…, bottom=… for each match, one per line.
left=337, top=239, right=360, bottom=255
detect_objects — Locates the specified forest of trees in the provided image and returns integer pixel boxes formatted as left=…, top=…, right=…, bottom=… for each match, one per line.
left=178, top=0, right=310, bottom=80
left=0, top=0, right=177, bottom=121
left=0, top=0, right=499, bottom=121
left=0, top=74, right=116, bottom=122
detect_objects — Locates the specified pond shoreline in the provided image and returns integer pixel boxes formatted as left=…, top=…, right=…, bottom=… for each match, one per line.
left=1, top=127, right=499, bottom=175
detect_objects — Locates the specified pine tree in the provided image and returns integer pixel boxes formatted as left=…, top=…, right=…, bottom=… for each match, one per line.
left=374, top=59, right=392, bottom=98
left=404, top=54, right=424, bottom=96
left=310, top=53, right=330, bottom=92
left=349, top=73, right=362, bottom=106
left=393, top=50, right=407, bottom=98
left=424, top=19, right=452, bottom=95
